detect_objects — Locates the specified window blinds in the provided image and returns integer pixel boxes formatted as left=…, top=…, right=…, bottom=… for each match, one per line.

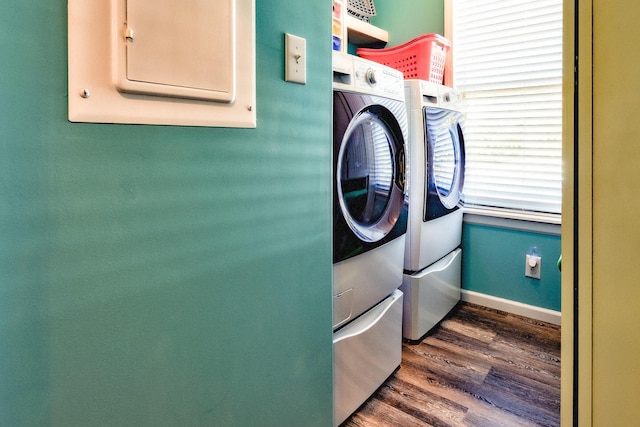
left=452, top=0, right=563, bottom=217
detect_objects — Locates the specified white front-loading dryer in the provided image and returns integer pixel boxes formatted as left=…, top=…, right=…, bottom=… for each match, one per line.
left=401, top=79, right=466, bottom=341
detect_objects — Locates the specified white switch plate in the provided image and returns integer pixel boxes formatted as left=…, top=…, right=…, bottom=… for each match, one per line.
left=285, top=33, right=306, bottom=84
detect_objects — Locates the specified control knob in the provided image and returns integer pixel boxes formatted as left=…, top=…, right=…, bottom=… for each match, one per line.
left=365, top=68, right=377, bottom=86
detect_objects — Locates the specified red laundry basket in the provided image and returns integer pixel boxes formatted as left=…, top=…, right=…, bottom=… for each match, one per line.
left=357, top=33, right=451, bottom=83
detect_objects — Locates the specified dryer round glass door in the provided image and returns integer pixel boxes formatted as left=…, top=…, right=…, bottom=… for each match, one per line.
left=433, top=126, right=462, bottom=209
left=337, top=109, right=403, bottom=243
left=425, top=108, right=465, bottom=212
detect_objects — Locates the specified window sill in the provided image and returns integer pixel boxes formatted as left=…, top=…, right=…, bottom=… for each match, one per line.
left=463, top=207, right=561, bottom=236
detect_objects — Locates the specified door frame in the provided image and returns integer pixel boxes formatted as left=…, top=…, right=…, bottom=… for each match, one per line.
left=561, top=0, right=593, bottom=425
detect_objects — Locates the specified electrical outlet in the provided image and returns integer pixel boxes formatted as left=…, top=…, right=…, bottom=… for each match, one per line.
left=525, top=254, right=541, bottom=279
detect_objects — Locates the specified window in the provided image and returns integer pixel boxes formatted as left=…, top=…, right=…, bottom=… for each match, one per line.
left=451, top=0, right=563, bottom=220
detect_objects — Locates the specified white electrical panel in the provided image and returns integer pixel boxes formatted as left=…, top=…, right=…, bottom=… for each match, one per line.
left=68, top=0, right=256, bottom=128
left=114, top=0, right=235, bottom=102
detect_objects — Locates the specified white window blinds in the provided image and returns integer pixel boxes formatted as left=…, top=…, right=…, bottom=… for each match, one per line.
left=452, top=0, right=563, bottom=218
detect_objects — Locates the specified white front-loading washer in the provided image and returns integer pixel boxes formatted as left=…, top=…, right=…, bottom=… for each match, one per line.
left=332, top=51, right=408, bottom=426
left=401, top=79, right=466, bottom=342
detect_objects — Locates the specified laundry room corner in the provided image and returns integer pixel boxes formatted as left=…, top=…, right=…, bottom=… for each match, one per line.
left=332, top=1, right=564, bottom=424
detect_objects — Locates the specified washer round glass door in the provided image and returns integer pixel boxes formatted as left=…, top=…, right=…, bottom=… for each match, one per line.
left=337, top=109, right=402, bottom=242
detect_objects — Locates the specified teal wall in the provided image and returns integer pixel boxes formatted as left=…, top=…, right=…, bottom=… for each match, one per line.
left=1, top=2, right=333, bottom=426
left=371, top=0, right=445, bottom=46
left=462, top=223, right=562, bottom=312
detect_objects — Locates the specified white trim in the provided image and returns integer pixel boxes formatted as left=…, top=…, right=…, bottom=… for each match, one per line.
left=463, top=212, right=561, bottom=236
left=463, top=206, right=561, bottom=226
left=461, top=289, right=561, bottom=325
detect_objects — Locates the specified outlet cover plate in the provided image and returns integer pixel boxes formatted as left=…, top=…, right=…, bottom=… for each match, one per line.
left=525, top=254, right=541, bottom=279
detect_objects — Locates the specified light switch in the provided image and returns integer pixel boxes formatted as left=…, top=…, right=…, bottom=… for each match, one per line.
left=285, top=33, right=306, bottom=85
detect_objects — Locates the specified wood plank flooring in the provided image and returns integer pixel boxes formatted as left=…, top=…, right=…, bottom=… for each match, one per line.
left=342, top=302, right=561, bottom=427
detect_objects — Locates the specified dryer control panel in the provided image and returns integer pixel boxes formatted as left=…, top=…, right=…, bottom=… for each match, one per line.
left=404, top=79, right=463, bottom=111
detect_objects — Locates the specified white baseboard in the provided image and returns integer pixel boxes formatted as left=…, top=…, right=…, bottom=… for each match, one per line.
left=460, top=290, right=561, bottom=326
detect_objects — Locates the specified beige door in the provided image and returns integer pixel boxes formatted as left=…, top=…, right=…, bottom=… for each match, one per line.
left=564, top=0, right=640, bottom=424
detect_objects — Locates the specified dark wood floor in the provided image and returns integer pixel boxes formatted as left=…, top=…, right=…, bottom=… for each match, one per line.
left=342, top=302, right=561, bottom=427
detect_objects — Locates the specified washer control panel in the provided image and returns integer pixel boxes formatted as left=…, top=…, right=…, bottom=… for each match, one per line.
left=352, top=56, right=404, bottom=101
